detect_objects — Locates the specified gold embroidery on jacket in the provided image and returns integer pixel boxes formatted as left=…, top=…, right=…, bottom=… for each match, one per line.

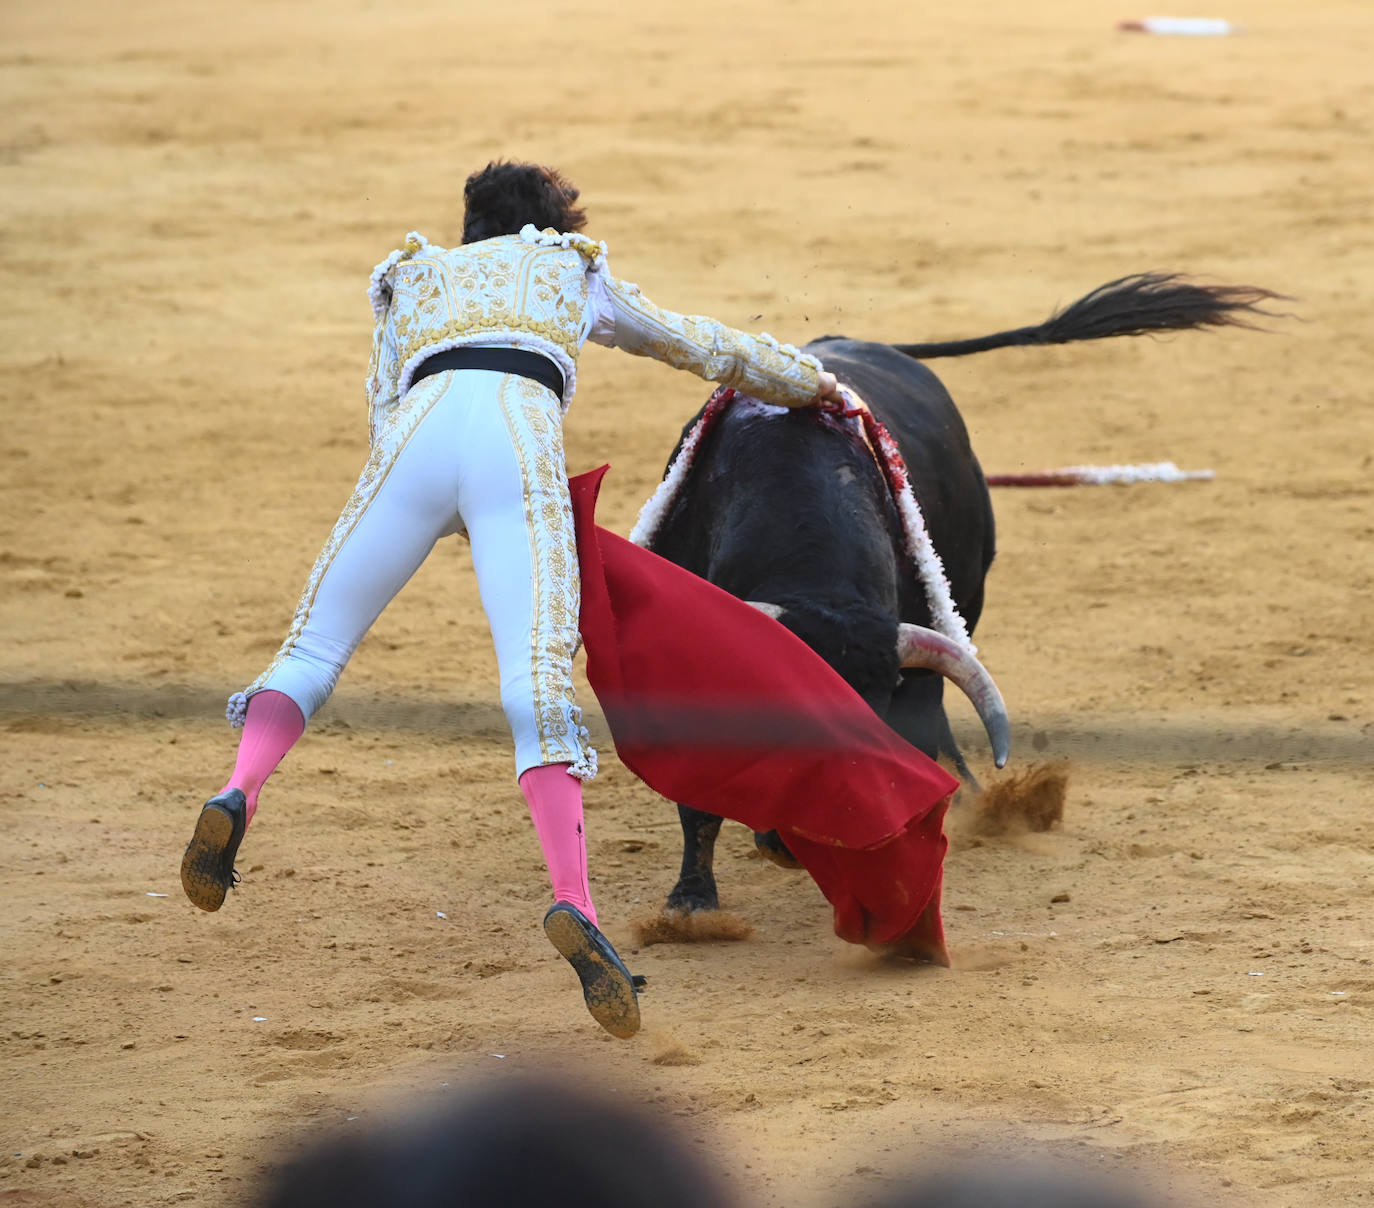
left=365, top=231, right=824, bottom=435
left=600, top=276, right=822, bottom=407
left=367, top=238, right=593, bottom=436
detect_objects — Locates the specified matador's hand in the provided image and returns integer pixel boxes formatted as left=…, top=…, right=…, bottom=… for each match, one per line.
left=812, top=371, right=845, bottom=410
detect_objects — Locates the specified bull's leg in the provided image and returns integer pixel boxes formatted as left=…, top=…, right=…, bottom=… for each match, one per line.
left=666, top=805, right=723, bottom=913
left=937, top=711, right=981, bottom=792
left=886, top=670, right=982, bottom=794
left=753, top=829, right=803, bottom=868
left=886, top=669, right=946, bottom=759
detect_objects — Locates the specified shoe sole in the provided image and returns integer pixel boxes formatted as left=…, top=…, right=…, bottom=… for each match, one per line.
left=544, top=910, right=641, bottom=1039
left=180, top=807, right=235, bottom=912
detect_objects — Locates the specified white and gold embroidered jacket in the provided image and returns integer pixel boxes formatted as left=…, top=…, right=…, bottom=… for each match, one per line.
left=365, top=225, right=824, bottom=442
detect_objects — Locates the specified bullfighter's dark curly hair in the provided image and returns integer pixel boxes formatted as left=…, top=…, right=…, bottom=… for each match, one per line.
left=461, top=161, right=587, bottom=244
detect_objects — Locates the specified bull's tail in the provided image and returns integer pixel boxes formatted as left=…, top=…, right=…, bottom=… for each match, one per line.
left=891, top=273, right=1287, bottom=360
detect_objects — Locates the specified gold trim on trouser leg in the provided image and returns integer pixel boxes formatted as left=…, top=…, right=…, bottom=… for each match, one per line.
left=226, top=375, right=450, bottom=725
left=496, top=377, right=596, bottom=779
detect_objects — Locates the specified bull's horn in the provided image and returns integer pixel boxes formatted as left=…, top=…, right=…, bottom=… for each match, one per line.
left=897, top=624, right=1010, bottom=768
left=748, top=602, right=1010, bottom=769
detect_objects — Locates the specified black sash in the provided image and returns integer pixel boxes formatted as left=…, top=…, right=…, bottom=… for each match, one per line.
left=410, top=346, right=565, bottom=398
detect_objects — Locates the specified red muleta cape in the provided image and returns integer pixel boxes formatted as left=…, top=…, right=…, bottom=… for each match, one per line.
left=569, top=467, right=959, bottom=962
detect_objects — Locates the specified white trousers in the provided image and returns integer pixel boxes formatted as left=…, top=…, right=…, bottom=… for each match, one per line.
left=235, top=369, right=596, bottom=780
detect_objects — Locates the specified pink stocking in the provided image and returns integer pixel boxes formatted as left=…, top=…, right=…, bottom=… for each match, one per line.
left=519, top=763, right=597, bottom=926
left=219, top=690, right=305, bottom=824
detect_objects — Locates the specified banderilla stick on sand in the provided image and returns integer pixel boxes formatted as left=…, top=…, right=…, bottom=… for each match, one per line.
left=985, top=461, right=1215, bottom=487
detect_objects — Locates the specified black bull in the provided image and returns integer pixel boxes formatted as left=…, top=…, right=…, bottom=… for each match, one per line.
left=643, top=273, right=1278, bottom=913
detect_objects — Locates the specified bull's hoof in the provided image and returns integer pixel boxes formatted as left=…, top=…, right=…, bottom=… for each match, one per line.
left=868, top=929, right=952, bottom=968
left=665, top=879, right=719, bottom=914
left=754, top=829, right=804, bottom=870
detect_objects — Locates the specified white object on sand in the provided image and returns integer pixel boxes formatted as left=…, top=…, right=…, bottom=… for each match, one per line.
left=1118, top=17, right=1238, bottom=35
left=985, top=461, right=1215, bottom=487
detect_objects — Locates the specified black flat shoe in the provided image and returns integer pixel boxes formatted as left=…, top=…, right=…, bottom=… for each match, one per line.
left=543, top=902, right=644, bottom=1039
left=180, top=789, right=247, bottom=912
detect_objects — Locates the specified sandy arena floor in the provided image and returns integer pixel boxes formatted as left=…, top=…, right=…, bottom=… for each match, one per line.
left=2, top=1, right=1372, bottom=1204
